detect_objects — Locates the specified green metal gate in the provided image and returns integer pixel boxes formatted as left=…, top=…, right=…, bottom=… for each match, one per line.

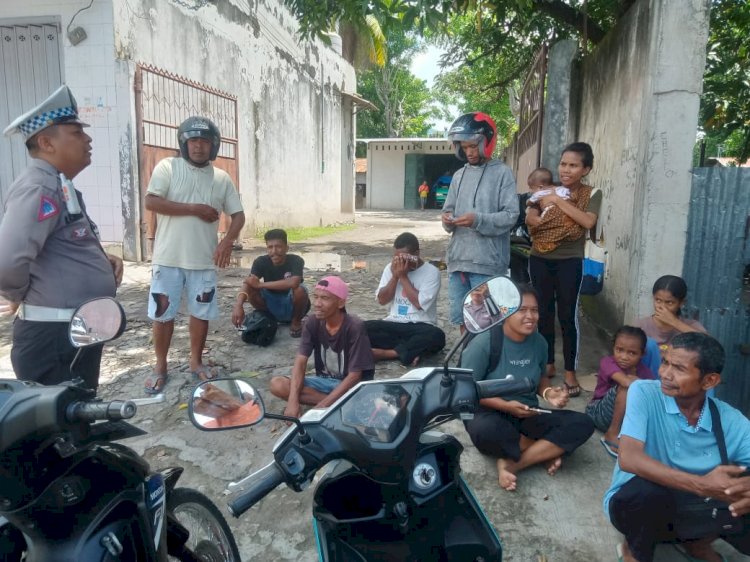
left=683, top=167, right=750, bottom=413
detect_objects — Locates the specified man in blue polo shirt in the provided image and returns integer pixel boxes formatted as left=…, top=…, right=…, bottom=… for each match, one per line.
left=604, top=333, right=750, bottom=562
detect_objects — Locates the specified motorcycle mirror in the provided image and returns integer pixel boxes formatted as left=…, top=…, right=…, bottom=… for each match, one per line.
left=69, top=297, right=126, bottom=348
left=441, top=277, right=521, bottom=387
left=189, top=378, right=265, bottom=431
left=462, top=276, right=521, bottom=334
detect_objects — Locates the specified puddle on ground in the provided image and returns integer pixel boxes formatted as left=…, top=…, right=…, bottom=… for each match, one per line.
left=229, top=251, right=394, bottom=273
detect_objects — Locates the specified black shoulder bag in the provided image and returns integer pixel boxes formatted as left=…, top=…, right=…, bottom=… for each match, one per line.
left=672, top=399, right=744, bottom=540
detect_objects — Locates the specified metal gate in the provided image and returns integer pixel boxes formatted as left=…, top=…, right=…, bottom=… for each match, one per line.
left=0, top=23, right=62, bottom=220
left=134, top=64, right=239, bottom=260
left=683, top=167, right=750, bottom=414
left=502, top=44, right=547, bottom=183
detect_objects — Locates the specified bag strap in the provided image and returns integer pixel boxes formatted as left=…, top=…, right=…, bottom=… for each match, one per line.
left=708, top=398, right=729, bottom=465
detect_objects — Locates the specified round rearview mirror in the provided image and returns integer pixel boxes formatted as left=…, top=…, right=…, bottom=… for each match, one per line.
left=462, top=276, right=521, bottom=333
left=69, top=297, right=126, bottom=347
left=189, top=378, right=265, bottom=431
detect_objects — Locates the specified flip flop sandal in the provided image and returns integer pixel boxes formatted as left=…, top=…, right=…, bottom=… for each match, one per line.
left=144, top=372, right=168, bottom=395
left=600, top=437, right=619, bottom=458
left=289, top=326, right=303, bottom=338
left=564, top=382, right=581, bottom=397
left=192, top=365, right=220, bottom=382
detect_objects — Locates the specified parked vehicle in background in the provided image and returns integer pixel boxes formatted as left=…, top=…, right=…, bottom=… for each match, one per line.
left=433, top=175, right=453, bottom=208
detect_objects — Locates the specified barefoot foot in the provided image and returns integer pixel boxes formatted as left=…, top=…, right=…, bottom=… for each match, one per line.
left=546, top=456, right=562, bottom=476
left=497, top=458, right=518, bottom=491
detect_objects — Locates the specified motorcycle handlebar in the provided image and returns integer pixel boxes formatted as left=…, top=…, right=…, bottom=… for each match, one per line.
left=66, top=400, right=137, bottom=423
left=227, top=462, right=285, bottom=518
left=475, top=377, right=534, bottom=399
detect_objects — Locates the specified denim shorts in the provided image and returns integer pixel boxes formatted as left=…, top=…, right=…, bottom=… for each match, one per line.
left=303, top=375, right=341, bottom=394
left=261, top=288, right=294, bottom=322
left=148, top=265, right=219, bottom=322
left=261, top=285, right=308, bottom=322
left=448, top=271, right=494, bottom=325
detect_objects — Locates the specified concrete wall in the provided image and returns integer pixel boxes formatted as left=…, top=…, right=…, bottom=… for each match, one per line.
left=113, top=0, right=356, bottom=240
left=2, top=0, right=355, bottom=256
left=365, top=140, right=453, bottom=209
left=575, top=0, right=710, bottom=327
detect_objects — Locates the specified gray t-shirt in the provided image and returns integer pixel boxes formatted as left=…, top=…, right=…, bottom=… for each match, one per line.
left=461, top=330, right=548, bottom=407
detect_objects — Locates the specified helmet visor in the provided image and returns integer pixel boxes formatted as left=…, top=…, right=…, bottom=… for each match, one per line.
left=181, top=129, right=215, bottom=142
left=447, top=132, right=483, bottom=143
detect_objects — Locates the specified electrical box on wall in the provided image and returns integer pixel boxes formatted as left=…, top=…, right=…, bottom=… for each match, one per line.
left=67, top=26, right=87, bottom=46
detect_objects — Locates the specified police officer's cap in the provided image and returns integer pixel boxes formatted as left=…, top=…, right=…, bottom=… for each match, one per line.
left=3, top=85, right=89, bottom=139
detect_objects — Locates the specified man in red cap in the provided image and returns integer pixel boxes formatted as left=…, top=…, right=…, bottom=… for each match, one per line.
left=270, top=275, right=375, bottom=417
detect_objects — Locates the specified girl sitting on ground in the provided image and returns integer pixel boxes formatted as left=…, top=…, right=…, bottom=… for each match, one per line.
left=585, top=326, right=654, bottom=458
left=637, top=275, right=708, bottom=375
left=637, top=275, right=707, bottom=347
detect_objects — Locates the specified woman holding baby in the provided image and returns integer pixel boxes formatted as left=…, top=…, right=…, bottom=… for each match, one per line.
left=525, top=142, right=602, bottom=397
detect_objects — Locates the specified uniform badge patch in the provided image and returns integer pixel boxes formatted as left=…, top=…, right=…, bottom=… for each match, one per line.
left=37, top=196, right=59, bottom=221
left=72, top=226, right=89, bottom=239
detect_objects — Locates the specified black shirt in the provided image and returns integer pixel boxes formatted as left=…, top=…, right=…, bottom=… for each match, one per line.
left=250, top=254, right=304, bottom=294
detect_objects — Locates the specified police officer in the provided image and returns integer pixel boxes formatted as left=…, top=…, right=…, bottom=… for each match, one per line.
left=0, top=85, right=123, bottom=389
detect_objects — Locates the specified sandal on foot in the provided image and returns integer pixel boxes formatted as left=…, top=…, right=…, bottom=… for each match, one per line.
left=289, top=326, right=303, bottom=338
left=192, top=365, right=220, bottom=382
left=144, top=372, right=168, bottom=395
left=600, top=437, right=619, bottom=458
left=564, top=382, right=581, bottom=397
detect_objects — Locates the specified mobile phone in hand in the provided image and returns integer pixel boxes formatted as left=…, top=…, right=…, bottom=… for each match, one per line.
left=529, top=407, right=552, bottom=414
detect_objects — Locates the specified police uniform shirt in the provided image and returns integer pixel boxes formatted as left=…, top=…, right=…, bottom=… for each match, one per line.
left=0, top=158, right=116, bottom=308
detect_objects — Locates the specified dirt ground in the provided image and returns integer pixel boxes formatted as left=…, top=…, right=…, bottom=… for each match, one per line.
left=1, top=210, right=745, bottom=561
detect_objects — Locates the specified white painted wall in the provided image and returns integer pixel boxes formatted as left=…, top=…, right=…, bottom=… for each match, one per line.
left=1, top=0, right=123, bottom=243
left=365, top=140, right=453, bottom=209
left=577, top=0, right=710, bottom=325
left=1, top=0, right=355, bottom=256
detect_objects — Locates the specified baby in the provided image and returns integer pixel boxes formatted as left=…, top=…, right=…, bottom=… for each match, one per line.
left=527, top=168, right=569, bottom=219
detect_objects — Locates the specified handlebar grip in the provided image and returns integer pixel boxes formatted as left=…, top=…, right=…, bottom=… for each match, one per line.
left=476, top=377, right=534, bottom=399
left=66, top=400, right=137, bottom=423
left=227, top=462, right=285, bottom=518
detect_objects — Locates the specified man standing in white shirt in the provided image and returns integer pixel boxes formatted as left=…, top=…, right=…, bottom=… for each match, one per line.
left=143, top=116, right=245, bottom=393
left=365, top=232, right=445, bottom=367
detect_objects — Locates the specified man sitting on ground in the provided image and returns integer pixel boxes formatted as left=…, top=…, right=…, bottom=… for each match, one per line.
left=365, top=232, right=445, bottom=367
left=269, top=275, right=375, bottom=418
left=604, top=332, right=750, bottom=562
left=232, top=228, right=310, bottom=338
left=462, top=284, right=594, bottom=491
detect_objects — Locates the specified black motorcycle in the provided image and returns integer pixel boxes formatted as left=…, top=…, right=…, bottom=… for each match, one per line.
left=188, top=276, right=531, bottom=561
left=0, top=297, right=240, bottom=561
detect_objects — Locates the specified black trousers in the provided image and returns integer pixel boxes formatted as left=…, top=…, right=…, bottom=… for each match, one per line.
left=609, top=476, right=750, bottom=562
left=365, top=320, right=446, bottom=366
left=528, top=255, right=583, bottom=372
left=11, top=319, right=103, bottom=389
left=463, top=407, right=594, bottom=461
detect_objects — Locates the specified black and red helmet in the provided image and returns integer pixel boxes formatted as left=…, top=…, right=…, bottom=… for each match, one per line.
left=177, top=116, right=221, bottom=161
left=447, top=112, right=497, bottom=162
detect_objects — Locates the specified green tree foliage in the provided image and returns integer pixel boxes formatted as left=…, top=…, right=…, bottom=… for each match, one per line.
left=700, top=0, right=750, bottom=162
left=356, top=28, right=438, bottom=139
left=286, top=0, right=747, bottom=161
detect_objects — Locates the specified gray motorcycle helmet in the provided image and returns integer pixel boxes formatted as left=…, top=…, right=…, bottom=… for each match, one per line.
left=177, top=116, right=221, bottom=161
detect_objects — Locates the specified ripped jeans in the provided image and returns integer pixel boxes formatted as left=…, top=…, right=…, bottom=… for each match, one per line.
left=147, top=265, right=219, bottom=322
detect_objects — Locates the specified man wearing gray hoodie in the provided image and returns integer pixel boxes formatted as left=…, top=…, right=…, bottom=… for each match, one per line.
left=442, top=112, right=518, bottom=329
